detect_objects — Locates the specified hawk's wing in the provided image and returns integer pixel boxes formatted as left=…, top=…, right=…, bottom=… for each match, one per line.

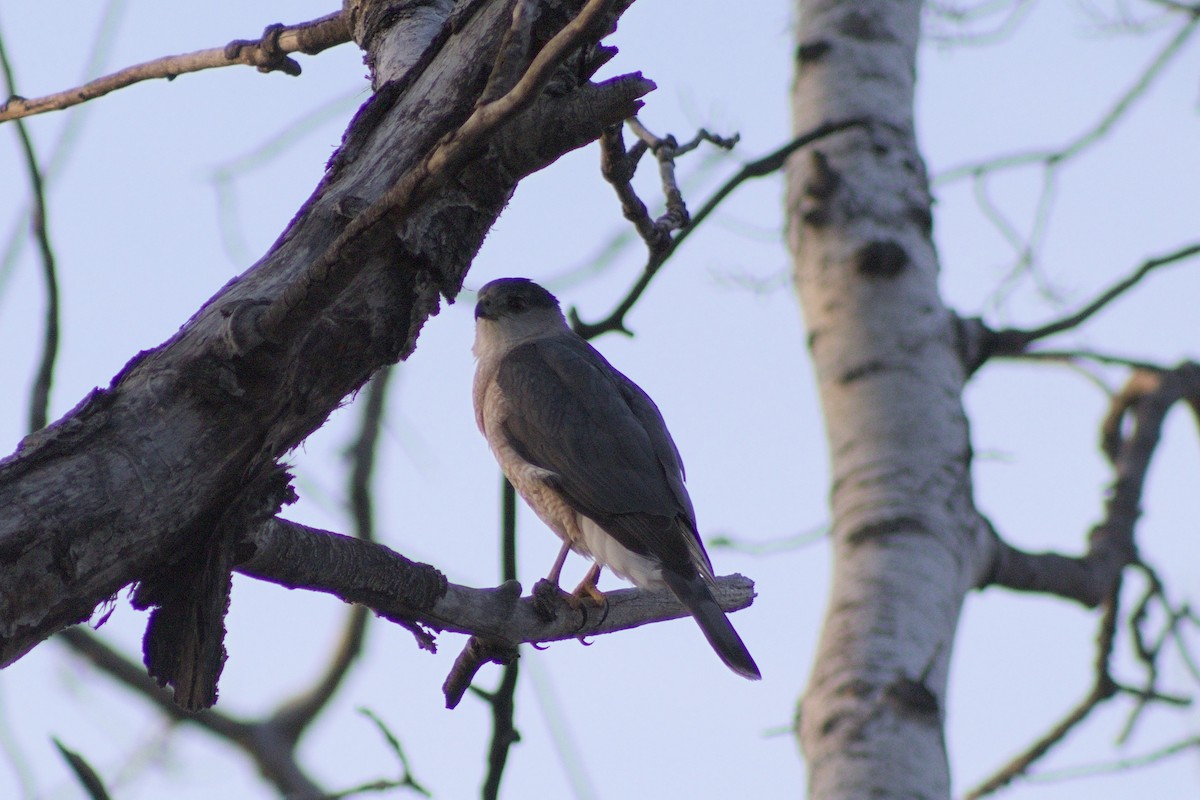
left=495, top=336, right=710, bottom=578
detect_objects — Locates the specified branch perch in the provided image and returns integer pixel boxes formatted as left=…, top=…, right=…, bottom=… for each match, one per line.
left=0, top=12, right=351, bottom=123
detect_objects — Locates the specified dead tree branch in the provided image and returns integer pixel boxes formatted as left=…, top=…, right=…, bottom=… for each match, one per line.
left=0, top=0, right=651, bottom=696
left=970, top=362, right=1200, bottom=795
left=236, top=517, right=756, bottom=660
left=0, top=12, right=350, bottom=124
left=982, top=363, right=1200, bottom=604
left=571, top=117, right=869, bottom=339
left=957, top=241, right=1200, bottom=373
left=964, top=580, right=1123, bottom=799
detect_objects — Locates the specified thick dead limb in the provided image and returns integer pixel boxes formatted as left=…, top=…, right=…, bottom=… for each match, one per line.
left=0, top=0, right=649, bottom=700
left=0, top=12, right=350, bottom=124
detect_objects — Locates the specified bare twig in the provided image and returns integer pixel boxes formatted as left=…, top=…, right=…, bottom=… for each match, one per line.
left=0, top=12, right=350, bottom=123
left=332, top=709, right=431, bottom=798
left=964, top=581, right=1122, bottom=799
left=925, top=0, right=1037, bottom=45
left=1003, top=349, right=1168, bottom=373
left=932, top=10, right=1200, bottom=285
left=1026, top=735, right=1200, bottom=784
left=479, top=478, right=521, bottom=799
left=0, top=30, right=59, bottom=433
left=974, top=363, right=1200, bottom=793
left=0, top=0, right=126, bottom=300
left=571, top=117, right=869, bottom=339
left=959, top=241, right=1200, bottom=373
left=52, top=739, right=113, bottom=800
left=935, top=12, right=1200, bottom=185
left=991, top=242, right=1200, bottom=354
left=1116, top=562, right=1198, bottom=742
left=57, top=627, right=325, bottom=798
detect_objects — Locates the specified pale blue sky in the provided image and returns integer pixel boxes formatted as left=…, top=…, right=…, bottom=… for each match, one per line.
left=1, top=1, right=1198, bottom=798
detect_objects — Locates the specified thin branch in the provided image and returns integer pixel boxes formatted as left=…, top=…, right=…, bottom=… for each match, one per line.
left=991, top=242, right=1200, bottom=353
left=1002, top=349, right=1168, bottom=373
left=52, top=739, right=113, bottom=800
left=935, top=11, right=1200, bottom=185
left=331, top=709, right=431, bottom=798
left=1026, top=735, right=1200, bottom=784
left=959, top=241, right=1200, bottom=373
left=56, top=627, right=326, bottom=798
left=1116, top=562, right=1198, bottom=742
left=571, top=117, right=869, bottom=340
left=479, top=478, right=521, bottom=800
left=963, top=581, right=1123, bottom=799
left=0, top=28, right=59, bottom=433
left=0, top=12, right=350, bottom=123
left=925, top=0, right=1037, bottom=45
left=0, top=0, right=127, bottom=300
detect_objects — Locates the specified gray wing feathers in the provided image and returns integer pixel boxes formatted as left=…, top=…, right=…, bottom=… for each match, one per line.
left=496, top=337, right=706, bottom=576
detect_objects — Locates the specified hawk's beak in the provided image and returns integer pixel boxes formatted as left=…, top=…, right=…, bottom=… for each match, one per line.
left=474, top=296, right=495, bottom=320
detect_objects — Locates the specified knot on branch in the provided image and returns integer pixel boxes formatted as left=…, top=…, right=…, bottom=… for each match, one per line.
left=224, top=23, right=302, bottom=76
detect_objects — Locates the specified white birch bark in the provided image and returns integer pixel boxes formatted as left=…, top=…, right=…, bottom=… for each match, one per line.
left=787, top=1, right=996, bottom=797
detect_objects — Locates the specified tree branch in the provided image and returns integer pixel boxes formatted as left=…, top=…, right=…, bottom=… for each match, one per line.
left=957, top=241, right=1200, bottom=373
left=982, top=363, right=1200, bottom=604
left=934, top=11, right=1200, bottom=186
left=571, top=117, right=869, bottom=339
left=257, top=0, right=625, bottom=342
left=57, top=627, right=325, bottom=798
left=0, top=0, right=650, bottom=673
left=0, top=12, right=351, bottom=124
left=0, top=30, right=59, bottom=432
left=964, top=580, right=1123, bottom=799
left=235, top=517, right=757, bottom=651
left=478, top=478, right=520, bottom=799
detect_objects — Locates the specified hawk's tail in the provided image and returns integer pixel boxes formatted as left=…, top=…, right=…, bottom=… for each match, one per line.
left=662, top=570, right=761, bottom=681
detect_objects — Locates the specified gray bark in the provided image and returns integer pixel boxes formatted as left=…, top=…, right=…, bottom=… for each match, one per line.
left=0, top=0, right=649, bottom=674
left=787, top=1, right=995, bottom=797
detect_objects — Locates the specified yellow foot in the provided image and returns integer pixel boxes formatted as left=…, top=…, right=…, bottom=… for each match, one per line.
left=568, top=563, right=606, bottom=608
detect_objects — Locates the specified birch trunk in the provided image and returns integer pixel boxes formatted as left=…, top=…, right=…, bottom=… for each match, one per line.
left=787, top=1, right=994, bottom=796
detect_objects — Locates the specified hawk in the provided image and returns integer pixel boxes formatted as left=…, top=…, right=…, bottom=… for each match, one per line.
left=472, top=278, right=759, bottom=680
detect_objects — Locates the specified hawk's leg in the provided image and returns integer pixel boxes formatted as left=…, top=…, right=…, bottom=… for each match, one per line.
left=532, top=540, right=576, bottom=623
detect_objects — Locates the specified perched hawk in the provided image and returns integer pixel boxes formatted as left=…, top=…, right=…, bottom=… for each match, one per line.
left=472, top=277, right=759, bottom=680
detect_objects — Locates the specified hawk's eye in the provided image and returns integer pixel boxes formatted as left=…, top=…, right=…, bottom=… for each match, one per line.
left=508, top=296, right=527, bottom=312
